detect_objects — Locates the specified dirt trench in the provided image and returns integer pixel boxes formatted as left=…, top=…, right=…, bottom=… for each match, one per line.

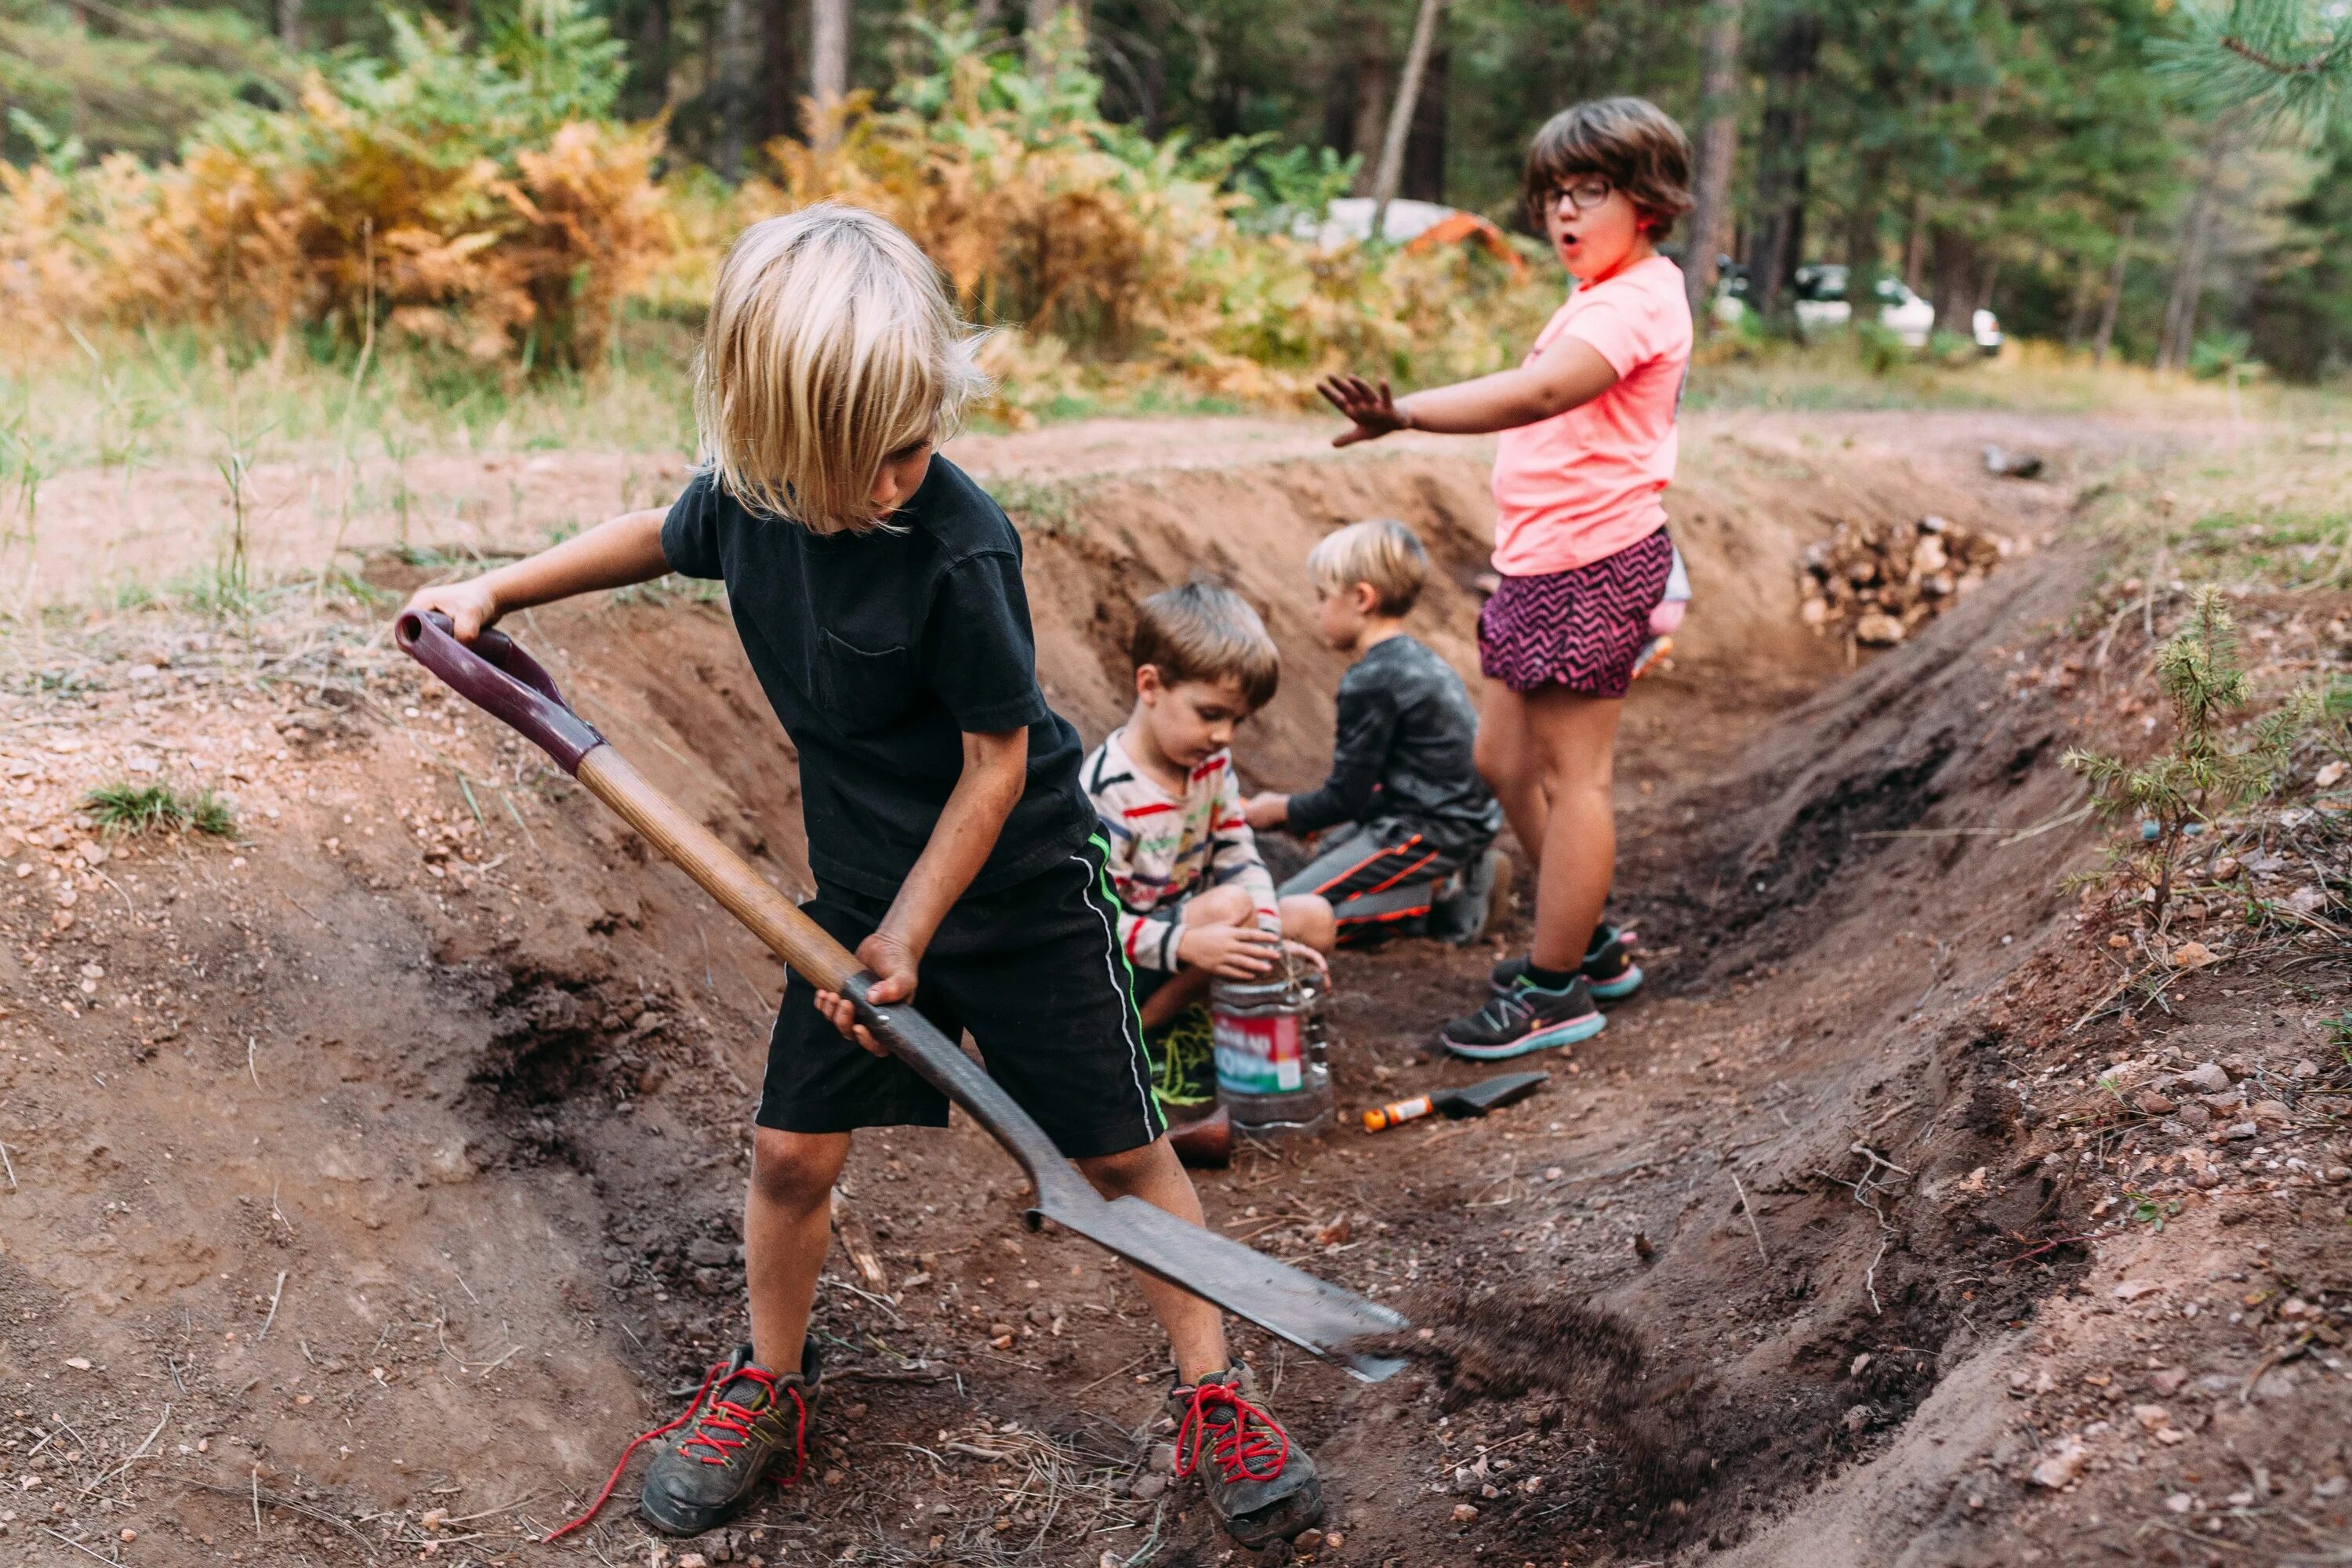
left=0, top=410, right=2294, bottom=1567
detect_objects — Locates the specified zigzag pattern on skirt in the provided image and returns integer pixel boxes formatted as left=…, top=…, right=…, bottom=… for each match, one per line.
left=1478, top=528, right=1674, bottom=698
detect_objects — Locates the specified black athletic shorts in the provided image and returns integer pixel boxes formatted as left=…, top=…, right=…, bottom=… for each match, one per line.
left=757, top=832, right=1166, bottom=1160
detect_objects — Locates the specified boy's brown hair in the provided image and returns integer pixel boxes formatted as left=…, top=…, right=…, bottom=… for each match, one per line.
left=1521, top=96, right=1693, bottom=239
left=1131, top=583, right=1280, bottom=711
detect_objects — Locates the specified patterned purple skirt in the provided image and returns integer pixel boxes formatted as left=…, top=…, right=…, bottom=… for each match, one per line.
left=1478, top=528, right=1675, bottom=699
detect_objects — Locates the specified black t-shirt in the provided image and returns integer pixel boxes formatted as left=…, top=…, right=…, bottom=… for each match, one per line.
left=660, top=456, right=1094, bottom=901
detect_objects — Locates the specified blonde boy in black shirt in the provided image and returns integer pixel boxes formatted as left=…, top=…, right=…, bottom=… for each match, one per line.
left=403, top=204, right=1322, bottom=1549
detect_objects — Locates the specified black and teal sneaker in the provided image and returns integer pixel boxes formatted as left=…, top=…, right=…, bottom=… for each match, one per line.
left=1490, top=923, right=1643, bottom=1001
left=1440, top=975, right=1606, bottom=1061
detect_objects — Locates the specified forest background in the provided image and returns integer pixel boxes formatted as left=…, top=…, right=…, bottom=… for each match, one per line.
left=4, top=0, right=2352, bottom=473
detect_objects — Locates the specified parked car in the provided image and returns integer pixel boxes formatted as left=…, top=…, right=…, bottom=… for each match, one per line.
left=1790, top=263, right=2001, bottom=354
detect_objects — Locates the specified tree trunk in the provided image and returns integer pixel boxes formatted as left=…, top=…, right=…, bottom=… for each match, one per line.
left=1369, top=0, right=1444, bottom=242
left=1341, top=27, right=1388, bottom=194
left=1928, top=226, right=1978, bottom=336
left=1027, top=0, right=1082, bottom=68
left=2062, top=255, right=2101, bottom=350
left=1844, top=144, right=1891, bottom=315
left=712, top=0, right=757, bottom=180
left=1742, top=10, right=1820, bottom=322
left=631, top=0, right=673, bottom=119
left=1901, top=194, right=1926, bottom=294
left=2092, top=211, right=2136, bottom=367
left=1402, top=38, right=1448, bottom=202
left=277, top=0, right=304, bottom=52
left=760, top=0, right=804, bottom=146
left=810, top=0, right=849, bottom=142
left=2158, top=136, right=2228, bottom=372
left=1682, top=0, right=1745, bottom=323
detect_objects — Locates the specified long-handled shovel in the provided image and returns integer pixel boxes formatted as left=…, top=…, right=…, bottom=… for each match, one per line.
left=396, top=611, right=1407, bottom=1379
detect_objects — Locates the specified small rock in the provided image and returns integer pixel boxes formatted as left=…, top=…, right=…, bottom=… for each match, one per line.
left=2179, top=1103, right=2213, bottom=1132
left=2318, top=760, right=2347, bottom=789
left=2132, top=1403, right=2172, bottom=1432
left=1294, top=1528, right=1325, bottom=1552
left=606, top=1263, right=632, bottom=1289
left=64, top=1357, right=91, bottom=1370
left=1855, top=612, right=1906, bottom=647
left=2285, top=885, right=2327, bottom=916
left=2224, top=1121, right=2259, bottom=1141
left=2169, top=942, right=2217, bottom=969
left=2326, top=1166, right=2352, bottom=1184
left=693, top=1267, right=729, bottom=1294
left=2030, top=1436, right=2088, bottom=1489
left=1324, top=1532, right=1346, bottom=1548
left=677, top=1555, right=708, bottom=1568
left=2149, top=1368, right=2188, bottom=1396
left=2211, top=856, right=2241, bottom=880
left=1149, top=1443, right=1177, bottom=1473
left=2114, top=1280, right=2164, bottom=1301
left=119, top=1529, right=136, bottom=1543
left=688, top=1238, right=734, bottom=1268
left=1843, top=1405, right=1871, bottom=1434
left=1128, top=1472, right=1168, bottom=1501
left=1850, top=1353, right=1872, bottom=1377
left=1451, top=1502, right=1480, bottom=1523
left=421, top=1508, right=448, bottom=1530
left=2186, top=1062, right=2232, bottom=1094
left=822, top=1468, right=844, bottom=1486
left=2166, top=1492, right=2193, bottom=1514
left=2134, top=1091, right=2178, bottom=1116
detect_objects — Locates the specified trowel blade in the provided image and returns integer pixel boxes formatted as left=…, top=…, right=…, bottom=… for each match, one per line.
left=1439, top=1070, right=1552, bottom=1117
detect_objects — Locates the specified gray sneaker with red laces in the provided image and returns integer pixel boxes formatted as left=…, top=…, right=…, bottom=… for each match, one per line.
left=637, top=1344, right=818, bottom=1536
left=1167, top=1366, right=1323, bottom=1548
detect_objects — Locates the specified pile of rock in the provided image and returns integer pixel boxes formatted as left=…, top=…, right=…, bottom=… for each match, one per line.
left=1799, top=515, right=2016, bottom=647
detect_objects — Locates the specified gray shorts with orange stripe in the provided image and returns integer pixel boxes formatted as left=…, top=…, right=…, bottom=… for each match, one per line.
left=1276, top=816, right=1474, bottom=941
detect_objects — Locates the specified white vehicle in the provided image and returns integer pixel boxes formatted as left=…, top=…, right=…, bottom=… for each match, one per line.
left=1791, top=263, right=2002, bottom=354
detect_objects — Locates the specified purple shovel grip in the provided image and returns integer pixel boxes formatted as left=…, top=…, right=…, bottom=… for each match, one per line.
left=394, top=611, right=606, bottom=775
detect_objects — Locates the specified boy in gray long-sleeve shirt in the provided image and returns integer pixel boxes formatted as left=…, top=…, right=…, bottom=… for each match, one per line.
left=1244, top=520, right=1504, bottom=941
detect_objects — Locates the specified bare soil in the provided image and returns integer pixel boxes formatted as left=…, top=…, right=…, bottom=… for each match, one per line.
left=0, top=410, right=2344, bottom=1568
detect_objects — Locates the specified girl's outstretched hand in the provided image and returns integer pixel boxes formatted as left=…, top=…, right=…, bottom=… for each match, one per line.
left=1319, top=374, right=1408, bottom=447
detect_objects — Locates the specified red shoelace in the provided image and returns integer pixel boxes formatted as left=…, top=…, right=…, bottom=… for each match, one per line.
left=1173, top=1380, right=1289, bottom=1485
left=542, top=1358, right=807, bottom=1542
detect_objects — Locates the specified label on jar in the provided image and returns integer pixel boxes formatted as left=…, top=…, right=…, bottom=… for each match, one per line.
left=1213, top=1006, right=1304, bottom=1094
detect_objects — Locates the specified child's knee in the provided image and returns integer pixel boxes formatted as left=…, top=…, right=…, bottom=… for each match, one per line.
left=1185, top=883, right=1258, bottom=927
left=1074, top=1138, right=1171, bottom=1195
left=750, top=1129, right=849, bottom=1212
left=1279, top=893, right=1335, bottom=953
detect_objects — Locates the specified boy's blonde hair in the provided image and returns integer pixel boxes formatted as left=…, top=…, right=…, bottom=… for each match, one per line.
left=696, top=203, right=988, bottom=533
left=1308, top=518, right=1428, bottom=616
left=1131, top=583, right=1280, bottom=711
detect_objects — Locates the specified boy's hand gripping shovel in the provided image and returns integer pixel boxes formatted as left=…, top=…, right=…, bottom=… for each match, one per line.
left=397, top=612, right=1407, bottom=1379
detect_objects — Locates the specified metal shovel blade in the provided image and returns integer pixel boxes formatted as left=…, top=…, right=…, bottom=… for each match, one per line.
left=1036, top=1188, right=1410, bottom=1381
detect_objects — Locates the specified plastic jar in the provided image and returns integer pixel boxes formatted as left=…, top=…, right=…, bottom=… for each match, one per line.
left=1210, top=972, right=1334, bottom=1138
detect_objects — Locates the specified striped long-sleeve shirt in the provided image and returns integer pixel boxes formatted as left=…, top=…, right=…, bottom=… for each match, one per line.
left=1081, top=728, right=1279, bottom=973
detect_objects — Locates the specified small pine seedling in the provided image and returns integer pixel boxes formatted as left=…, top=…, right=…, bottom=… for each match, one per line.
left=2064, top=588, right=2314, bottom=927
left=84, top=782, right=237, bottom=838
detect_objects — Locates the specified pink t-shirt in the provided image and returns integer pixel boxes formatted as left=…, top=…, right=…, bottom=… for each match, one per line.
left=1490, top=254, right=1692, bottom=577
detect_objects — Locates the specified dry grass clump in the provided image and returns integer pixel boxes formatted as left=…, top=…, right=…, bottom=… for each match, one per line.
left=724, top=32, right=1550, bottom=415
left=5, top=0, right=670, bottom=368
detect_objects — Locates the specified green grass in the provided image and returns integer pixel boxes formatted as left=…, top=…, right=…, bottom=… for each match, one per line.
left=84, top=780, right=237, bottom=837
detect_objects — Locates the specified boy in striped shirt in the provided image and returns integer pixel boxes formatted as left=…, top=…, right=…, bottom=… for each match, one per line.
left=1083, top=584, right=1334, bottom=1035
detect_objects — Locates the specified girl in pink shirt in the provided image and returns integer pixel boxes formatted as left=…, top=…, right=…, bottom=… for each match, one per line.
left=1319, top=96, right=1693, bottom=1059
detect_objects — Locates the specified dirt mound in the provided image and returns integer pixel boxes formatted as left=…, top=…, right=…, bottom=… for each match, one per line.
left=1356, top=1289, right=1713, bottom=1512
left=9, top=408, right=2329, bottom=1568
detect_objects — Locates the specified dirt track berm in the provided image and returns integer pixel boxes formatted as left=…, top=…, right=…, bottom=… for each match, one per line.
left=394, top=608, right=1410, bottom=1378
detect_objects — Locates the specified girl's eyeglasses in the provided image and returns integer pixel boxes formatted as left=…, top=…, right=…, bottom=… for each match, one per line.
left=1548, top=178, right=1615, bottom=213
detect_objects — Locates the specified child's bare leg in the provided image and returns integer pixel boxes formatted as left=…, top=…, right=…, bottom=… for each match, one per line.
left=745, top=1128, right=852, bottom=1373
left=1476, top=681, right=1549, bottom=880
left=1074, top=1139, right=1229, bottom=1380
left=1279, top=892, right=1336, bottom=956
left=1523, top=688, right=1624, bottom=974
left=1136, top=883, right=1259, bottom=1030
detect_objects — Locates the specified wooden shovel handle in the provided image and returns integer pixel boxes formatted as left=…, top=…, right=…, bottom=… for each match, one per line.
left=575, top=747, right=863, bottom=994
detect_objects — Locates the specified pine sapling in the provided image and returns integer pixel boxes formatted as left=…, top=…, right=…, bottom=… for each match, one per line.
left=2065, top=588, right=2314, bottom=927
